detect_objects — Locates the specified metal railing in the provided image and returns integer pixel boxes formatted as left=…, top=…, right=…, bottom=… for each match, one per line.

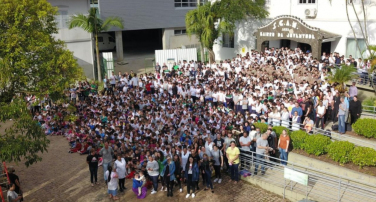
left=362, top=105, right=376, bottom=118
left=239, top=149, right=376, bottom=202
left=268, top=118, right=376, bottom=150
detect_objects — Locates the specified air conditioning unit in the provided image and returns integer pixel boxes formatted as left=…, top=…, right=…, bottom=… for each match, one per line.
left=305, top=8, right=317, bottom=18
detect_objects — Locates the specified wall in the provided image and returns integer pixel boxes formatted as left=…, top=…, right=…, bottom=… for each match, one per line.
left=169, top=34, right=200, bottom=49
left=211, top=0, right=376, bottom=61
left=49, top=0, right=95, bottom=78
left=99, top=0, right=195, bottom=31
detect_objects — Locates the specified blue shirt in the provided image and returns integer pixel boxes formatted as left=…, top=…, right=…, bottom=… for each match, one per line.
left=291, top=107, right=303, bottom=117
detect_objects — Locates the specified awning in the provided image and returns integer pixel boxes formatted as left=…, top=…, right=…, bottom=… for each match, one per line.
left=254, top=15, right=341, bottom=58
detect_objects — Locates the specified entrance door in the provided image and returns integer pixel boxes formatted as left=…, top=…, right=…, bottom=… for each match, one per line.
left=321, top=42, right=331, bottom=55
left=280, top=40, right=291, bottom=49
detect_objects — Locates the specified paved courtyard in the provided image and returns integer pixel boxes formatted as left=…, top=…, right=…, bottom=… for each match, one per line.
left=9, top=135, right=288, bottom=202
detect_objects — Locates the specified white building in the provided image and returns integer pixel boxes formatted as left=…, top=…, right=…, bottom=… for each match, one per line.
left=49, top=0, right=95, bottom=78
left=213, top=0, right=376, bottom=61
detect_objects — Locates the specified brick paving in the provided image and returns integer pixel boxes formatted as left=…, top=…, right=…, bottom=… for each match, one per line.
left=10, top=136, right=288, bottom=202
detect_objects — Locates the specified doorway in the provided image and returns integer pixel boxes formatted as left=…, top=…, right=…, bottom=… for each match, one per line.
left=297, top=42, right=312, bottom=53
left=321, top=42, right=331, bottom=55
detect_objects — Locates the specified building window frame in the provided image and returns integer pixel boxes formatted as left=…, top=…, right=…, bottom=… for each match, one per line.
left=174, top=29, right=187, bottom=35
left=56, top=10, right=69, bottom=29
left=174, top=0, right=197, bottom=8
left=298, top=0, right=316, bottom=4
left=222, top=32, right=234, bottom=48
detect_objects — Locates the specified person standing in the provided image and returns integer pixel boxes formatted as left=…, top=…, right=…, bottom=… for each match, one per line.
left=114, top=154, right=127, bottom=192
left=277, top=130, right=290, bottom=166
left=254, top=133, right=272, bottom=175
left=146, top=156, right=159, bottom=195
left=106, top=166, right=119, bottom=200
left=100, top=142, right=114, bottom=184
left=161, top=156, right=176, bottom=197
left=223, top=133, right=235, bottom=173
left=87, top=148, right=100, bottom=186
left=7, top=167, right=22, bottom=202
left=332, top=92, right=341, bottom=122
left=239, top=132, right=251, bottom=170
left=337, top=97, right=347, bottom=134
left=173, top=154, right=183, bottom=193
left=226, top=141, right=240, bottom=184
left=349, top=96, right=362, bottom=124
left=201, top=154, right=214, bottom=193
left=315, top=101, right=326, bottom=129
left=348, top=82, right=358, bottom=101
left=185, top=157, right=199, bottom=199
left=210, top=145, right=223, bottom=184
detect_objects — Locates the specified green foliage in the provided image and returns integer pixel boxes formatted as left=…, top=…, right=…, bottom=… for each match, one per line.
left=0, top=0, right=84, bottom=102
left=272, top=126, right=289, bottom=138
left=290, top=130, right=309, bottom=150
left=352, top=118, right=376, bottom=138
left=362, top=97, right=376, bottom=112
left=302, top=134, right=332, bottom=156
left=0, top=99, right=50, bottom=167
left=67, top=104, right=77, bottom=114
left=253, top=122, right=268, bottom=133
left=68, top=8, right=123, bottom=81
left=186, top=0, right=268, bottom=62
left=327, top=141, right=355, bottom=164
left=327, top=65, right=358, bottom=93
left=351, top=147, right=376, bottom=168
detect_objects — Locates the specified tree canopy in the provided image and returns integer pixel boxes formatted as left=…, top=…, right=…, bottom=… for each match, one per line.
left=0, top=0, right=84, bottom=166
left=186, top=0, right=269, bottom=62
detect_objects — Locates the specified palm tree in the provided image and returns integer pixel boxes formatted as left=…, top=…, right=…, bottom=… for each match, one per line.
left=186, top=2, right=217, bottom=63
left=327, top=65, right=359, bottom=93
left=68, top=8, right=123, bottom=81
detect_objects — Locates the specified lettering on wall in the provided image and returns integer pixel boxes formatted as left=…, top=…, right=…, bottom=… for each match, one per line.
left=259, top=19, right=316, bottom=40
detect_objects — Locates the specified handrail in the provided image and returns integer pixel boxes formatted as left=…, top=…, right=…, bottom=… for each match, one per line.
left=0, top=186, right=4, bottom=202
left=2, top=162, right=10, bottom=185
left=238, top=149, right=376, bottom=201
left=239, top=149, right=376, bottom=188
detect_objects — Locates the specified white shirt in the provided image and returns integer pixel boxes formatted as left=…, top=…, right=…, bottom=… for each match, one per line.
left=114, top=158, right=127, bottom=179
left=106, top=171, right=118, bottom=190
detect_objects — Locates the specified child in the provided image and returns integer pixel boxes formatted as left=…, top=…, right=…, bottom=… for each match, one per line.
left=132, top=171, right=147, bottom=199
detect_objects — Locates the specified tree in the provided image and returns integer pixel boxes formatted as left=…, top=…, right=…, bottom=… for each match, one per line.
left=0, top=0, right=84, bottom=166
left=68, top=8, right=124, bottom=81
left=186, top=0, right=268, bottom=63
left=327, top=65, right=359, bottom=93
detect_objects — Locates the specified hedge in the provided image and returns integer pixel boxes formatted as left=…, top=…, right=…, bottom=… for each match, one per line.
left=253, top=122, right=268, bottom=133
left=290, top=130, right=309, bottom=150
left=352, top=118, right=376, bottom=138
left=302, top=134, right=332, bottom=156
left=327, top=141, right=355, bottom=164
left=351, top=147, right=376, bottom=168
left=272, top=126, right=290, bottom=138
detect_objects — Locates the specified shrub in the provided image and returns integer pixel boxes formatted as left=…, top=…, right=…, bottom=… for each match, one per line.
left=362, top=97, right=376, bottom=112
left=351, top=147, right=376, bottom=168
left=327, top=141, right=355, bottom=164
left=272, top=126, right=290, bottom=138
left=302, top=134, right=331, bottom=156
left=352, top=118, right=376, bottom=138
left=253, top=122, right=268, bottom=133
left=290, top=130, right=309, bottom=150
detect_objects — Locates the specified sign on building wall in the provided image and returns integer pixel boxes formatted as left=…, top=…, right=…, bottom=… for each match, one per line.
left=284, top=167, right=309, bottom=186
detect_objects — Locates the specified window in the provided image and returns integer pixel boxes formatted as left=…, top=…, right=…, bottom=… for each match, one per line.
left=199, top=0, right=208, bottom=6
left=265, top=0, right=271, bottom=4
left=174, top=29, right=186, bottom=35
left=299, top=0, right=316, bottom=3
left=56, top=10, right=69, bottom=28
left=98, top=37, right=103, bottom=43
left=90, top=0, right=98, bottom=4
left=175, top=0, right=197, bottom=7
left=222, top=33, right=234, bottom=48
left=346, top=38, right=366, bottom=59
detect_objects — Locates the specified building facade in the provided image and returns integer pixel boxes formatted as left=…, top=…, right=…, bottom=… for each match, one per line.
left=49, top=0, right=95, bottom=78
left=213, top=0, right=376, bottom=61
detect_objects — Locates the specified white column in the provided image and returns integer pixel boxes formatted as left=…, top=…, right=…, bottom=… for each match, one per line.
left=115, top=31, right=123, bottom=62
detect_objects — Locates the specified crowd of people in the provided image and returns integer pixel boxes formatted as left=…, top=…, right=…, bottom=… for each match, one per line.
left=26, top=47, right=366, bottom=200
